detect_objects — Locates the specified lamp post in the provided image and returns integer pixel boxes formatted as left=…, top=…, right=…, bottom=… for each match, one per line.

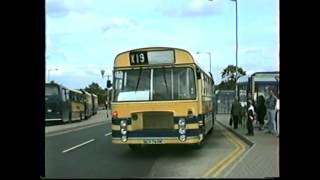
left=101, top=69, right=111, bottom=86
left=196, top=51, right=212, bottom=74
left=231, top=0, right=239, bottom=96
left=47, top=68, right=58, bottom=83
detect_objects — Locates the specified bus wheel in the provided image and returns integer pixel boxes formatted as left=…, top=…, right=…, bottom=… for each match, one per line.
left=128, top=144, right=142, bottom=151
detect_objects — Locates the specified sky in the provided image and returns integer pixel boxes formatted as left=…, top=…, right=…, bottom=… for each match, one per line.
left=46, top=0, right=279, bottom=89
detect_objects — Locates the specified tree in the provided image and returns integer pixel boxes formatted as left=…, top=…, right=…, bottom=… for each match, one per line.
left=221, top=65, right=246, bottom=83
left=216, top=65, right=246, bottom=90
left=84, top=82, right=107, bottom=105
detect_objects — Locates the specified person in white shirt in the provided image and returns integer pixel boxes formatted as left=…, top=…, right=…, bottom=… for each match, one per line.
left=246, top=100, right=255, bottom=136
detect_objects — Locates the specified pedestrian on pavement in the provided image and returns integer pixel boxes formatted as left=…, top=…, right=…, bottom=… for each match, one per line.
left=241, top=104, right=247, bottom=128
left=257, top=95, right=267, bottom=131
left=248, top=93, right=256, bottom=112
left=265, top=88, right=277, bottom=134
left=246, top=100, right=255, bottom=136
left=231, top=96, right=242, bottom=130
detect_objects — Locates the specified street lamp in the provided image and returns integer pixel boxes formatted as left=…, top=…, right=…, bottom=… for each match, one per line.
left=47, top=68, right=58, bottom=83
left=231, top=0, right=239, bottom=95
left=101, top=69, right=110, bottom=80
left=196, top=51, right=212, bottom=74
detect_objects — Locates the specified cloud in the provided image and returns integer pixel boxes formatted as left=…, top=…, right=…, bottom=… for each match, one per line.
left=101, top=17, right=139, bottom=32
left=241, top=47, right=263, bottom=55
left=161, top=0, right=221, bottom=17
left=46, top=0, right=93, bottom=18
left=46, top=1, right=70, bottom=18
left=46, top=63, right=112, bottom=89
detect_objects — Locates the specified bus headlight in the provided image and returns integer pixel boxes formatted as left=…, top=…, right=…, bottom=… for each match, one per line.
left=120, top=120, right=127, bottom=127
left=179, top=135, right=186, bottom=142
left=121, top=135, right=127, bottom=142
left=179, top=127, right=186, bottom=135
left=178, top=118, right=186, bottom=126
left=121, top=128, right=127, bottom=135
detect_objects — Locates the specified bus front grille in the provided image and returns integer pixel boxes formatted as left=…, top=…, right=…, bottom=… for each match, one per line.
left=142, top=112, right=174, bottom=129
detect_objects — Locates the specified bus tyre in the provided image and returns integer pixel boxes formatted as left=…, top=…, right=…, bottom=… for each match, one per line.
left=128, top=144, right=142, bottom=151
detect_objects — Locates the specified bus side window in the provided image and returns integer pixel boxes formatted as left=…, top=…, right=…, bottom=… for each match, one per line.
left=61, top=88, right=66, bottom=101
left=65, top=90, right=69, bottom=101
left=70, top=92, right=74, bottom=102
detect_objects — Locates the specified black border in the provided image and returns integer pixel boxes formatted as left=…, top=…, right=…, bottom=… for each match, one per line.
left=12, top=0, right=45, bottom=179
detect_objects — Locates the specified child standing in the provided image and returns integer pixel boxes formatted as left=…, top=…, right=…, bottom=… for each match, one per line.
left=246, top=100, right=255, bottom=136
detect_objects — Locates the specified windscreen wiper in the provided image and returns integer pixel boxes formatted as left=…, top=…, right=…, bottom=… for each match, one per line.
left=135, top=68, right=143, bottom=92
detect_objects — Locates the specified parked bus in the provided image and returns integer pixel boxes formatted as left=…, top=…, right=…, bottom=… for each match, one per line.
left=80, top=89, right=93, bottom=119
left=45, top=83, right=85, bottom=122
left=109, top=47, right=215, bottom=150
left=237, top=75, right=249, bottom=107
left=248, top=71, right=279, bottom=102
left=91, top=93, right=99, bottom=115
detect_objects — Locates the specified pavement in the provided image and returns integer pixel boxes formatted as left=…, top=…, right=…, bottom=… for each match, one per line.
left=216, top=114, right=279, bottom=178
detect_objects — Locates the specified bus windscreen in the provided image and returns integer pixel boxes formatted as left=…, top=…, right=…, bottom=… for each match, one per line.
left=114, top=67, right=196, bottom=101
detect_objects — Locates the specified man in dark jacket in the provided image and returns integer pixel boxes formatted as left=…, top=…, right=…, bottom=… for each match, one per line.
left=257, top=95, right=267, bottom=130
left=231, top=96, right=242, bottom=129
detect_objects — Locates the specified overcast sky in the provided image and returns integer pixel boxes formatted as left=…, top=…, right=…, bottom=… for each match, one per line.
left=46, top=0, right=279, bottom=89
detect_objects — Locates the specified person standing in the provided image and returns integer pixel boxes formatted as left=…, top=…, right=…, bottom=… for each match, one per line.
left=246, top=100, right=255, bottom=136
left=231, top=96, right=242, bottom=129
left=265, top=88, right=277, bottom=134
left=257, top=96, right=267, bottom=131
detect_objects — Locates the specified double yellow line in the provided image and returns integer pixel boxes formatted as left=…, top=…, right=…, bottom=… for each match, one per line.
left=202, top=125, right=246, bottom=177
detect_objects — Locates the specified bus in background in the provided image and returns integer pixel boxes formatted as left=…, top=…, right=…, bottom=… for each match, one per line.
left=45, top=83, right=85, bottom=123
left=109, top=47, right=215, bottom=150
left=237, top=75, right=249, bottom=108
left=248, top=71, right=279, bottom=103
left=80, top=89, right=93, bottom=119
left=91, top=93, right=99, bottom=115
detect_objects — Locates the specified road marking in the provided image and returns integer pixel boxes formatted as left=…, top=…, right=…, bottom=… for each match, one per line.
left=62, top=139, right=95, bottom=153
left=202, top=124, right=247, bottom=178
left=210, top=131, right=246, bottom=177
left=104, top=132, right=112, bottom=136
left=46, top=122, right=107, bottom=137
left=223, top=143, right=256, bottom=177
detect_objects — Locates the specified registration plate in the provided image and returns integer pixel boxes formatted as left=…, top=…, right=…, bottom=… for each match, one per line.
left=47, top=109, right=52, bottom=112
left=144, top=139, right=163, bottom=144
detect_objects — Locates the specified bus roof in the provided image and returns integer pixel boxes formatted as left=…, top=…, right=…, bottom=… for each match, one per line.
left=251, top=71, right=279, bottom=77
left=250, top=71, right=279, bottom=82
left=45, top=82, right=68, bottom=90
left=113, top=46, right=214, bottom=82
left=79, top=89, right=91, bottom=96
left=69, top=88, right=83, bottom=94
left=114, top=47, right=195, bottom=68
